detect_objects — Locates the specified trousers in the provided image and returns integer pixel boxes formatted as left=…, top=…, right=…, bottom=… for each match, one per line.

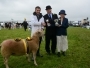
left=45, top=35, right=56, bottom=53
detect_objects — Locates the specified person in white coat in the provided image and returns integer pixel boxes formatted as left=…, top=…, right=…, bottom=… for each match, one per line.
left=29, top=6, right=44, bottom=57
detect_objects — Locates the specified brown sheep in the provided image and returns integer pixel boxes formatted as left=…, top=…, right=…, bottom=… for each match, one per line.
left=0, top=30, right=43, bottom=68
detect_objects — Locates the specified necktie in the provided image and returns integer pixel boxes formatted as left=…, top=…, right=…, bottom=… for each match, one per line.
left=49, top=14, right=51, bottom=19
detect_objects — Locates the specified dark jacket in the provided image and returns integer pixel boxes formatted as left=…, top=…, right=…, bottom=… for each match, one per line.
left=56, top=18, right=69, bottom=36
left=23, top=21, right=28, bottom=28
left=43, top=14, right=58, bottom=36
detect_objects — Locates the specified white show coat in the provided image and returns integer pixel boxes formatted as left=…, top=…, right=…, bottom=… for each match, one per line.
left=29, top=14, right=44, bottom=37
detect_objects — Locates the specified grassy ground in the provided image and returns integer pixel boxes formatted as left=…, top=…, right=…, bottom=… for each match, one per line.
left=0, top=27, right=90, bottom=68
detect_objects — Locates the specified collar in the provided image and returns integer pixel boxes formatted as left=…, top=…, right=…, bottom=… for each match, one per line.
left=22, top=39, right=27, bottom=53
left=48, top=13, right=52, bottom=15
left=33, top=12, right=43, bottom=17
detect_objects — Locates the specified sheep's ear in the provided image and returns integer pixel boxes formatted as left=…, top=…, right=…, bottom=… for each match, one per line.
left=14, top=38, right=21, bottom=42
left=26, top=38, right=32, bottom=41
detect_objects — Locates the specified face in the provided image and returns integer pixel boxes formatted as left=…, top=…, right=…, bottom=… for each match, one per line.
left=60, top=14, right=65, bottom=18
left=35, top=8, right=41, bottom=15
left=46, top=9, right=52, bottom=14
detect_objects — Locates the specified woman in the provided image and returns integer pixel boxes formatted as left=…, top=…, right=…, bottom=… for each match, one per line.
left=56, top=10, right=69, bottom=57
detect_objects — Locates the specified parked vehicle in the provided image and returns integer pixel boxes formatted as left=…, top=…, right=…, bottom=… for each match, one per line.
left=72, top=21, right=80, bottom=27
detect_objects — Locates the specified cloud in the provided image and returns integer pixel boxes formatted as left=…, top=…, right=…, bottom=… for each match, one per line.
left=0, top=0, right=90, bottom=21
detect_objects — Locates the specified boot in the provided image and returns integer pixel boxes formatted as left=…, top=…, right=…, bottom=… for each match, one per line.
left=62, top=51, right=66, bottom=56
left=57, top=52, right=61, bottom=57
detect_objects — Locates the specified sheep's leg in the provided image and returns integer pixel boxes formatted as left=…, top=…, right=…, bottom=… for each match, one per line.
left=4, top=57, right=9, bottom=68
left=32, top=52, right=38, bottom=66
left=26, top=53, right=30, bottom=62
left=3, top=57, right=6, bottom=65
left=30, top=53, right=34, bottom=61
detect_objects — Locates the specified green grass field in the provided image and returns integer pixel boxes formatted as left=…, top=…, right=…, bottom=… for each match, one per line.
left=0, top=27, right=90, bottom=68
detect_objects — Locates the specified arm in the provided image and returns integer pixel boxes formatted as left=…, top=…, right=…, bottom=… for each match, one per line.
left=29, top=15, right=34, bottom=26
left=55, top=14, right=58, bottom=19
left=43, top=15, right=47, bottom=27
left=54, top=14, right=59, bottom=26
left=42, top=15, right=46, bottom=27
left=41, top=17, right=45, bottom=29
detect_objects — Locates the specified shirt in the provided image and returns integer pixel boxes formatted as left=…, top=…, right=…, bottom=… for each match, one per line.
left=48, top=14, right=52, bottom=19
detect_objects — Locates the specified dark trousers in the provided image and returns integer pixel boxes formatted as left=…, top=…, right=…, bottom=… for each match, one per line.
left=37, top=37, right=42, bottom=55
left=45, top=35, right=56, bottom=54
left=24, top=26, right=27, bottom=31
left=8, top=26, right=11, bottom=30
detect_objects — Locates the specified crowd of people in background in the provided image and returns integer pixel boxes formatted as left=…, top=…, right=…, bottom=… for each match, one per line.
left=0, top=21, right=29, bottom=30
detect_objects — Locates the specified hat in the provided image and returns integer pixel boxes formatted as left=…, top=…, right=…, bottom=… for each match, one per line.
left=24, top=18, right=26, bottom=20
left=59, top=10, right=67, bottom=15
left=45, top=5, right=52, bottom=10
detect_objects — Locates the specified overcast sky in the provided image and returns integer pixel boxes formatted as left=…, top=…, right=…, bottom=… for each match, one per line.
left=0, top=0, right=90, bottom=21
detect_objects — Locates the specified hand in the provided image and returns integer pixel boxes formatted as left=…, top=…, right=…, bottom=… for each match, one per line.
left=41, top=23, right=46, bottom=26
left=41, top=28, right=44, bottom=31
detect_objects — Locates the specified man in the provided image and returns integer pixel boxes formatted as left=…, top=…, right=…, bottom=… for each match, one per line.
left=29, top=6, right=44, bottom=57
left=43, top=5, right=58, bottom=54
left=22, top=19, right=28, bottom=31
